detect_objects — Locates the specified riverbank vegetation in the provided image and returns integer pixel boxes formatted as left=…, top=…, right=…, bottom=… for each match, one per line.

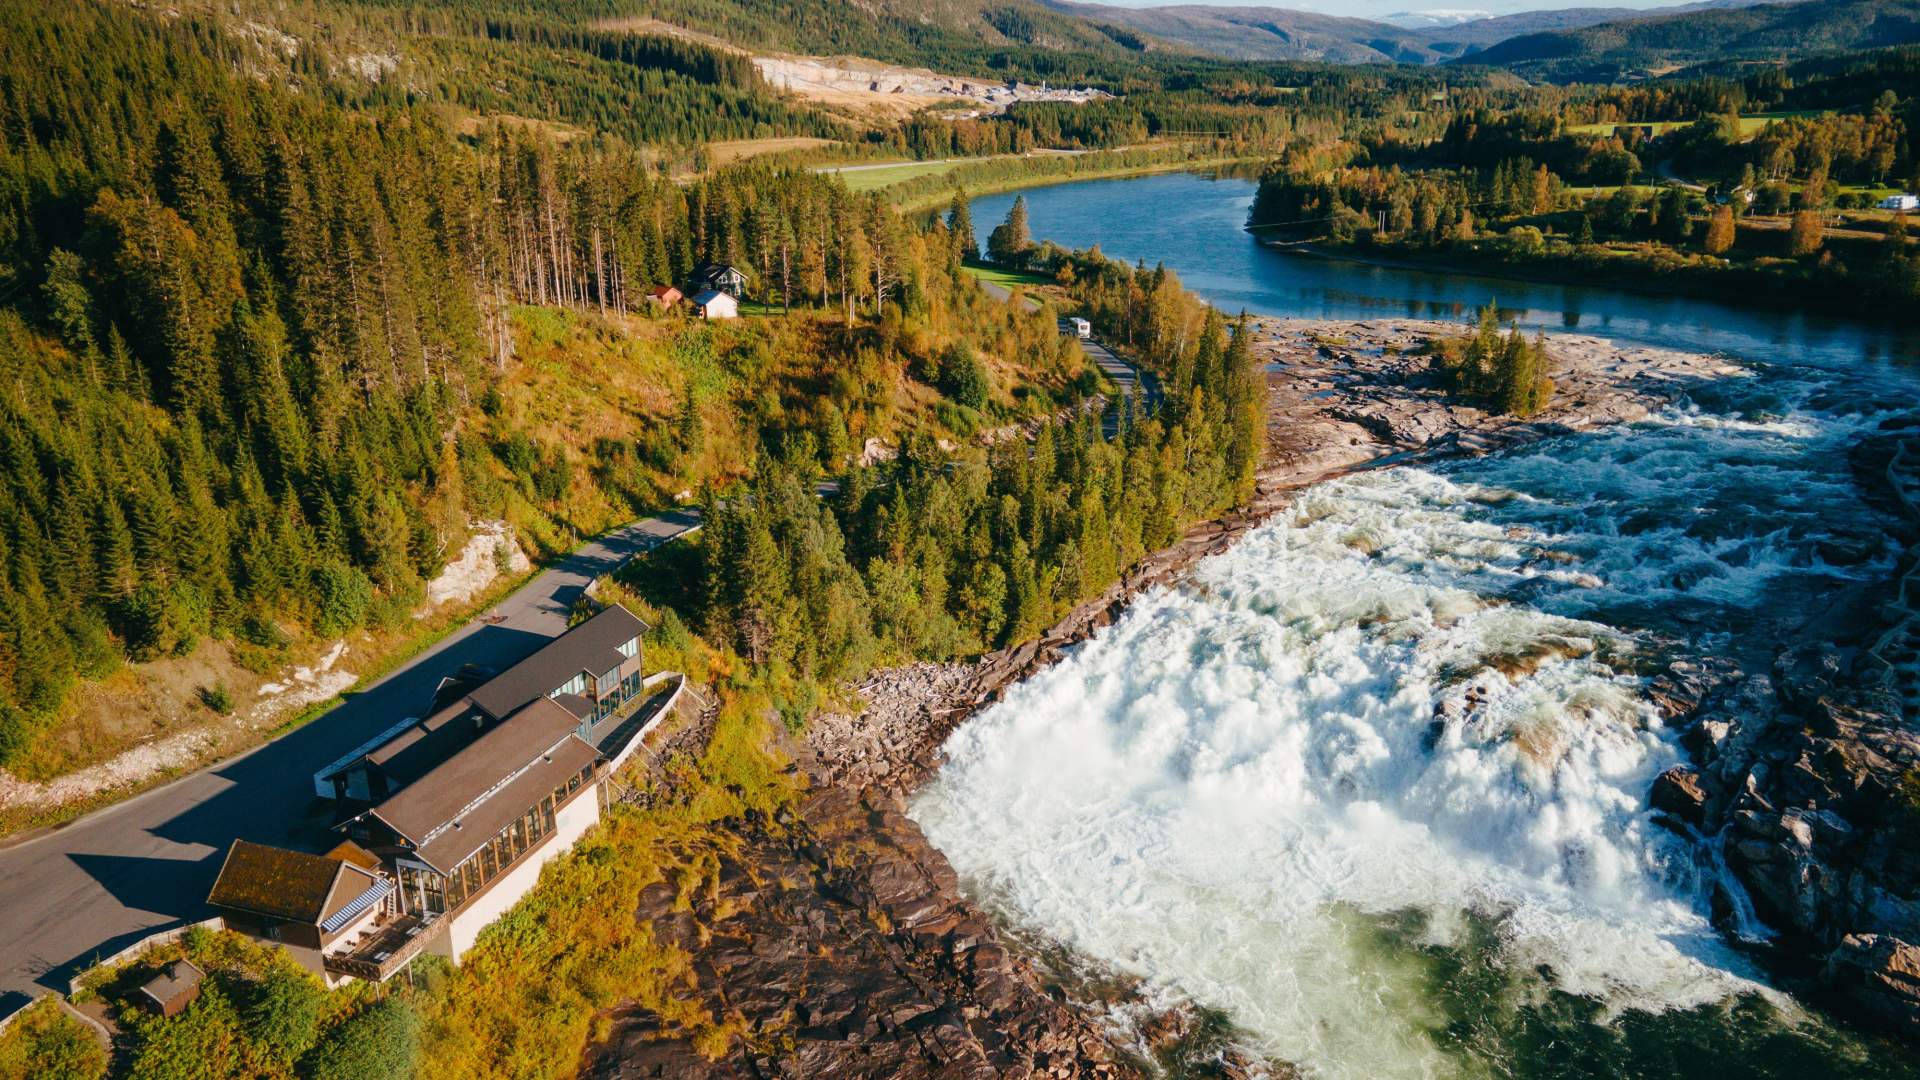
left=1429, top=305, right=1556, bottom=418
left=1246, top=47, right=1920, bottom=321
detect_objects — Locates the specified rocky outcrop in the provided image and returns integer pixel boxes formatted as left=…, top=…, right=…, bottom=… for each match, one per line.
left=1660, top=426, right=1920, bottom=1043
left=581, top=786, right=1243, bottom=1079
left=1826, top=934, right=1920, bottom=1031
left=1665, top=649, right=1920, bottom=1044
left=1650, top=765, right=1709, bottom=826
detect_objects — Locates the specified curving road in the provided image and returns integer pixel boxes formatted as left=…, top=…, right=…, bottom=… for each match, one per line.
left=974, top=274, right=1161, bottom=427
left=0, top=509, right=701, bottom=1014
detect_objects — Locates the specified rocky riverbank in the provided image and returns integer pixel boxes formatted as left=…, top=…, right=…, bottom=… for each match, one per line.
left=1648, top=423, right=1920, bottom=1042
left=580, top=784, right=1143, bottom=1079
left=586, top=318, right=1762, bottom=1077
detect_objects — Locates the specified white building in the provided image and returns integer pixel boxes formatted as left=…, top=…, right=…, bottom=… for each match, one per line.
left=691, top=289, right=739, bottom=319
left=1879, top=193, right=1919, bottom=211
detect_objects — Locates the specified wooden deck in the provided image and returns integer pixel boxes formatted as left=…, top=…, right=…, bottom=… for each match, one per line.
left=323, top=913, right=442, bottom=982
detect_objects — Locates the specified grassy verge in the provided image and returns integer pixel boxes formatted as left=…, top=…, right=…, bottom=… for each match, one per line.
left=1564, top=115, right=1789, bottom=137
left=890, top=148, right=1259, bottom=213
left=835, top=159, right=977, bottom=193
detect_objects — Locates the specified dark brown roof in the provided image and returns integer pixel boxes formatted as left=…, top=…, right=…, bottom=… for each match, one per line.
left=140, top=960, right=203, bottom=1004
left=364, top=699, right=493, bottom=787
left=368, top=697, right=591, bottom=869
left=551, top=693, right=594, bottom=720
left=467, top=606, right=646, bottom=721
left=415, top=736, right=598, bottom=872
left=207, top=840, right=379, bottom=924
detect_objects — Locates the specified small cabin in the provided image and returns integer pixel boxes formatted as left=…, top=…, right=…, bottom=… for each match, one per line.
left=137, top=960, right=204, bottom=1018
left=691, top=289, right=739, bottom=320
left=647, top=285, right=682, bottom=308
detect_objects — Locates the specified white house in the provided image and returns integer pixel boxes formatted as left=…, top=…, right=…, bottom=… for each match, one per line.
left=691, top=289, right=739, bottom=319
left=1879, top=193, right=1919, bottom=212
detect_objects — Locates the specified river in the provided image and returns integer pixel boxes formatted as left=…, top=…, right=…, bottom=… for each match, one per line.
left=967, top=172, right=1920, bottom=371
left=915, top=172, right=1920, bottom=1077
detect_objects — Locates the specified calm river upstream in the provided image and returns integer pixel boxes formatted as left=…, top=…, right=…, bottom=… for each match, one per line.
left=969, top=172, right=1920, bottom=371
left=921, top=172, right=1920, bottom=1077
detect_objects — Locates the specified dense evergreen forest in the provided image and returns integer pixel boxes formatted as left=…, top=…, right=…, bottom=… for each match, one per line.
left=0, top=0, right=1269, bottom=765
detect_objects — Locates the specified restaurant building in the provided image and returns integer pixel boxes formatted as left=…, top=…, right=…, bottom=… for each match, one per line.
left=206, top=604, right=682, bottom=982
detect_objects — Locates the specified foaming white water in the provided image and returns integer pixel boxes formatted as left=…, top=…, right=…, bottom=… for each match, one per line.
left=912, top=399, right=1892, bottom=1078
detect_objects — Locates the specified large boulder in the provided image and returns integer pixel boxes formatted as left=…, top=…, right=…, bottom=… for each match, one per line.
left=1824, top=934, right=1920, bottom=1033
left=1650, top=765, right=1709, bottom=827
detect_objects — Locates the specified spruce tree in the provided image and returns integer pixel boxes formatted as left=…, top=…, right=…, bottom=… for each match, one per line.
left=986, top=196, right=1032, bottom=268
left=946, top=190, right=977, bottom=264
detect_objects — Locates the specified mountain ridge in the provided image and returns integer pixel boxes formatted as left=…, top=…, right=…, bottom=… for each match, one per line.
left=1037, top=0, right=1819, bottom=67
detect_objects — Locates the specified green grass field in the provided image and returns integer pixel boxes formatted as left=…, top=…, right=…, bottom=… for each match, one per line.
left=962, top=263, right=1052, bottom=289
left=832, top=160, right=970, bottom=193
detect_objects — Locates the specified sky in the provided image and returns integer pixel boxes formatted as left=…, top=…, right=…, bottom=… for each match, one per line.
left=1090, top=0, right=1686, bottom=21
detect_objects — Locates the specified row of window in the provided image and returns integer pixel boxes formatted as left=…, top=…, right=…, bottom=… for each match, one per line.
left=398, top=763, right=595, bottom=916
left=547, top=638, right=640, bottom=708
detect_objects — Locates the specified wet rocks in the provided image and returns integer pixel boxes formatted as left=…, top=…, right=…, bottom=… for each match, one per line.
left=1651, top=765, right=1709, bottom=827
left=1662, top=541, right=1920, bottom=1043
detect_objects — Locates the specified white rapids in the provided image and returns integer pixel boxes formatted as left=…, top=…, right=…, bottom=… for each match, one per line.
left=910, top=398, right=1897, bottom=1078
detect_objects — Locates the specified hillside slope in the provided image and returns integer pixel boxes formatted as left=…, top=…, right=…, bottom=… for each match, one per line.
left=1038, top=0, right=1447, bottom=62
left=1465, top=0, right=1920, bottom=80
left=1036, top=0, right=1801, bottom=64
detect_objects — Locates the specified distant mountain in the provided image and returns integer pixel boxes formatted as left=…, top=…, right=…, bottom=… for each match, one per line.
left=1421, top=6, right=1679, bottom=47
left=1462, top=0, right=1920, bottom=80
left=1039, top=0, right=1804, bottom=65
left=1037, top=1, right=1458, bottom=62
left=1380, top=9, right=1496, bottom=30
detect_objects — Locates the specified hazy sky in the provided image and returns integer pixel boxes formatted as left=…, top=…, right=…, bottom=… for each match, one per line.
left=1091, top=0, right=1683, bottom=20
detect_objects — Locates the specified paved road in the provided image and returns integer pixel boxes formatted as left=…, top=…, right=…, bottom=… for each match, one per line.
left=975, top=276, right=1160, bottom=433
left=0, top=509, right=702, bottom=1013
